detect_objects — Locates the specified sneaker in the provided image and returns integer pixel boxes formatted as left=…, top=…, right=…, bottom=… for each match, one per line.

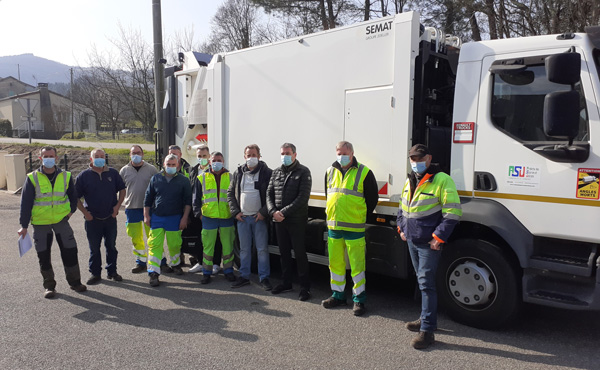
left=200, top=274, right=211, bottom=284
left=131, top=264, right=146, bottom=274
left=322, top=296, right=347, bottom=309
left=161, top=265, right=174, bottom=274
left=87, top=275, right=101, bottom=285
left=107, top=273, right=123, bottom=281
left=298, top=289, right=311, bottom=301
left=411, top=331, right=435, bottom=349
left=271, top=284, right=293, bottom=295
left=172, top=266, right=184, bottom=276
left=188, top=263, right=202, bottom=273
left=405, top=318, right=421, bottom=332
left=212, top=265, right=221, bottom=274
left=44, top=289, right=56, bottom=299
left=353, top=302, right=366, bottom=316
left=231, top=277, right=250, bottom=288
left=225, top=273, right=236, bottom=282
left=149, top=272, right=160, bottom=287
left=70, top=284, right=87, bottom=293
left=189, top=256, right=198, bottom=267
left=260, top=278, right=273, bottom=291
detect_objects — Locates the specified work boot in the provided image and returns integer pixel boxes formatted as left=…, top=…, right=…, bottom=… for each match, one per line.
left=64, top=265, right=83, bottom=288
left=149, top=272, right=160, bottom=287
left=200, top=274, right=211, bottom=284
left=260, top=278, right=273, bottom=291
left=87, top=275, right=101, bottom=285
left=405, top=318, right=421, bottom=332
left=131, top=264, right=146, bottom=273
left=353, top=302, right=366, bottom=316
left=231, top=277, right=250, bottom=288
left=322, top=296, right=347, bottom=309
left=70, top=284, right=87, bottom=293
left=161, top=265, right=173, bottom=274
left=41, top=269, right=56, bottom=291
left=44, top=289, right=56, bottom=299
left=411, top=331, right=435, bottom=349
left=271, top=284, right=292, bottom=295
left=298, top=289, right=311, bottom=301
left=107, top=273, right=123, bottom=281
left=172, top=266, right=184, bottom=275
left=225, top=273, right=236, bottom=282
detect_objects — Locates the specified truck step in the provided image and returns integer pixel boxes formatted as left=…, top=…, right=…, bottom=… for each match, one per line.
left=529, top=253, right=595, bottom=276
left=527, top=290, right=589, bottom=306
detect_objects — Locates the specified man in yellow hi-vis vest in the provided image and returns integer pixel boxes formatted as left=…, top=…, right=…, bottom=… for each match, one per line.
left=322, top=141, right=378, bottom=316
left=192, top=151, right=236, bottom=284
left=18, top=146, right=87, bottom=298
left=397, top=144, right=462, bottom=349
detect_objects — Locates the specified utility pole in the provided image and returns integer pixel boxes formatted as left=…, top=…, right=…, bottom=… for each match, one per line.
left=152, top=0, right=166, bottom=165
left=70, top=68, right=74, bottom=139
left=17, top=64, right=21, bottom=81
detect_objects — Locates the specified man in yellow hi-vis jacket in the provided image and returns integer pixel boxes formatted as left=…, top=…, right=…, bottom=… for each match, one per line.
left=397, top=144, right=462, bottom=350
left=322, top=141, right=378, bottom=316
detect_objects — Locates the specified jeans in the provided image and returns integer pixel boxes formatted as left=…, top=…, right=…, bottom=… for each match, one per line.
left=407, top=239, right=442, bottom=332
left=237, top=215, right=270, bottom=281
left=85, top=217, right=118, bottom=276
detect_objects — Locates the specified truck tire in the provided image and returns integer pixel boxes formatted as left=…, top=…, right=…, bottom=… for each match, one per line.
left=436, top=239, right=521, bottom=329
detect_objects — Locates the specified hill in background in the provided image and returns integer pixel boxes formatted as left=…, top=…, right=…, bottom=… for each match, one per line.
left=0, top=54, right=72, bottom=86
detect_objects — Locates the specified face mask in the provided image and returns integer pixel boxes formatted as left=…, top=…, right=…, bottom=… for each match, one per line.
left=337, top=155, right=350, bottom=167
left=246, top=157, right=259, bottom=168
left=281, top=155, right=293, bottom=166
left=131, top=155, right=142, bottom=164
left=93, top=158, right=106, bottom=168
left=42, top=157, right=55, bottom=169
left=411, top=161, right=427, bottom=175
left=211, top=162, right=223, bottom=172
left=165, top=166, right=177, bottom=175
left=198, top=158, right=209, bottom=166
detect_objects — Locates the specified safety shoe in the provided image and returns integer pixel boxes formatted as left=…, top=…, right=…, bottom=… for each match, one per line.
left=298, top=289, right=311, bottom=301
left=172, top=266, right=184, bottom=276
left=44, top=289, right=56, bottom=299
left=225, top=273, right=236, bottom=282
left=353, top=302, right=366, bottom=316
left=200, top=274, right=211, bottom=284
left=149, top=272, right=160, bottom=287
left=260, top=278, right=273, bottom=291
left=70, top=284, right=87, bottom=293
left=161, top=265, right=174, bottom=274
left=87, top=275, right=101, bottom=285
left=131, top=264, right=146, bottom=274
left=107, top=273, right=123, bottom=281
left=271, top=284, right=293, bottom=295
left=411, top=331, right=435, bottom=349
left=188, top=263, right=202, bottom=273
left=322, top=296, right=347, bottom=309
left=231, top=277, right=250, bottom=288
left=406, top=319, right=422, bottom=332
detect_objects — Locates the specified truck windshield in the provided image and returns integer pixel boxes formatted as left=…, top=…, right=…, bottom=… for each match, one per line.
left=491, top=64, right=589, bottom=142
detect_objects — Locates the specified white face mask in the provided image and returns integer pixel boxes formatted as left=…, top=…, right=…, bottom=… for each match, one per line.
left=246, top=157, right=259, bottom=168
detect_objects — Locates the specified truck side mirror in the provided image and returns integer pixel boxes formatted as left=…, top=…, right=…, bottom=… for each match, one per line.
left=543, top=90, right=580, bottom=143
left=545, top=52, right=580, bottom=85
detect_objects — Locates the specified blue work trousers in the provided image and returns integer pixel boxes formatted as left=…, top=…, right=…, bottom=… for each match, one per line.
left=85, top=217, right=118, bottom=276
left=237, top=215, right=270, bottom=281
left=407, top=239, right=442, bottom=332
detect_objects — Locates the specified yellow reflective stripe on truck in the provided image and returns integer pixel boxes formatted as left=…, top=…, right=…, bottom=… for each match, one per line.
left=458, top=190, right=600, bottom=207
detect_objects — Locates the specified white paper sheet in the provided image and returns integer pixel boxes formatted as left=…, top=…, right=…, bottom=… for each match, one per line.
left=18, top=234, right=33, bottom=257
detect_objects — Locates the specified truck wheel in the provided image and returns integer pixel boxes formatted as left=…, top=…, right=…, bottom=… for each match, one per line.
left=436, top=239, right=521, bottom=329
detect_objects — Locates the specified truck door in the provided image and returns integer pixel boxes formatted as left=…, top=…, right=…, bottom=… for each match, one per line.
left=473, top=48, right=600, bottom=243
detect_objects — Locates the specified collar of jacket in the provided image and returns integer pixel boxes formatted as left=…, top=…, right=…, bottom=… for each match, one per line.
left=331, top=156, right=359, bottom=171
left=282, top=159, right=299, bottom=172
left=408, top=163, right=442, bottom=191
left=239, top=160, right=265, bottom=174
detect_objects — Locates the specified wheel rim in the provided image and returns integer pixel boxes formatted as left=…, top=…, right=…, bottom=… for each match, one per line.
left=447, top=259, right=497, bottom=309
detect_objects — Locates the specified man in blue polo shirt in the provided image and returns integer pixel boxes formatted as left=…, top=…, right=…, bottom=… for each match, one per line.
left=76, top=148, right=126, bottom=285
left=144, top=154, right=192, bottom=287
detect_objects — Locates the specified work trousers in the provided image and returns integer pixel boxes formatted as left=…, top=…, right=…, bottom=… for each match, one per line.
left=328, top=229, right=366, bottom=303
left=32, top=217, right=83, bottom=289
left=147, top=228, right=182, bottom=274
left=274, top=220, right=310, bottom=290
left=201, top=216, right=235, bottom=275
left=84, top=217, right=118, bottom=277
left=125, top=209, right=150, bottom=265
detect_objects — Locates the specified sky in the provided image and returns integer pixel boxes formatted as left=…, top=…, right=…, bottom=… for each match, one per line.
left=0, top=0, right=223, bottom=66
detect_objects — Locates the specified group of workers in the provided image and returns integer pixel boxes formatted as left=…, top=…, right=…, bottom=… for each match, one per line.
left=17, top=141, right=461, bottom=350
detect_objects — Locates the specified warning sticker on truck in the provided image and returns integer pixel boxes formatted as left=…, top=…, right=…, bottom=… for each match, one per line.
left=576, top=168, right=600, bottom=200
left=506, top=165, right=541, bottom=189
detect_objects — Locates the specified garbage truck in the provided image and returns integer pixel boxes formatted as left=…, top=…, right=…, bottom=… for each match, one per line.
left=158, top=11, right=600, bottom=328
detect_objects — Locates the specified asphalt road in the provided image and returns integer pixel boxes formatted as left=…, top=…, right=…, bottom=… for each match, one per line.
left=0, top=137, right=154, bottom=152
left=1, top=191, right=599, bottom=369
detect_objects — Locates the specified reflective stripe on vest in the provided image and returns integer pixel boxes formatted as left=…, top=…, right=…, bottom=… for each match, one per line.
left=28, top=170, right=72, bottom=225
left=400, top=172, right=462, bottom=220
left=198, top=172, right=231, bottom=219
left=325, top=163, right=369, bottom=232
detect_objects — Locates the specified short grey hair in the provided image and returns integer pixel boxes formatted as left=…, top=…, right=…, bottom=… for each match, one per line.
left=281, top=142, right=296, bottom=154
left=90, top=148, right=105, bottom=157
left=164, top=154, right=178, bottom=164
left=336, top=141, right=353, bottom=152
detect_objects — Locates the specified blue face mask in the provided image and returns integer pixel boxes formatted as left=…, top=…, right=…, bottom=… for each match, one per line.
left=165, top=166, right=177, bottom=175
left=281, top=155, right=293, bottom=166
left=211, top=162, right=223, bottom=172
left=337, top=155, right=351, bottom=167
left=411, top=161, right=428, bottom=175
left=93, top=158, right=106, bottom=168
left=131, top=155, right=142, bottom=164
left=42, top=157, right=55, bottom=169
